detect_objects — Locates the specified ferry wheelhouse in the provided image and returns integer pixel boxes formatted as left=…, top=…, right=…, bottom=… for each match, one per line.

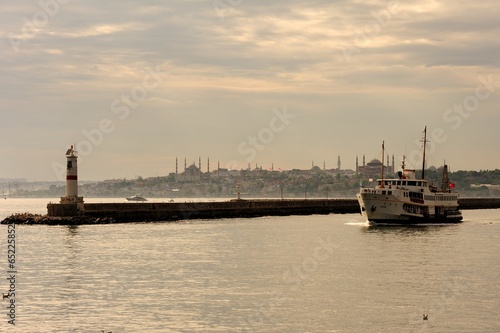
left=356, top=127, right=462, bottom=225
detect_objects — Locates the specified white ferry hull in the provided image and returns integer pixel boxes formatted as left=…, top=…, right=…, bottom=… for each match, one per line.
left=357, top=193, right=462, bottom=225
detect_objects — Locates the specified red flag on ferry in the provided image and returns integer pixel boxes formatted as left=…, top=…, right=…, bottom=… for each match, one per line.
left=449, top=182, right=456, bottom=189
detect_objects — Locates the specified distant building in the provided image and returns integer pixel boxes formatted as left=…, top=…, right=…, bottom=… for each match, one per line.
left=357, top=158, right=395, bottom=179
left=176, top=163, right=203, bottom=182
left=212, top=168, right=241, bottom=177
left=310, top=165, right=322, bottom=174
left=470, top=184, right=500, bottom=190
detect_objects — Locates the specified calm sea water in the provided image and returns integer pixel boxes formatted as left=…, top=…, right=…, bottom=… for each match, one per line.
left=0, top=198, right=499, bottom=333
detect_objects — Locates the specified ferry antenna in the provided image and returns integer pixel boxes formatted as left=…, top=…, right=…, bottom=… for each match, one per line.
left=380, top=141, right=385, bottom=188
left=420, top=126, right=430, bottom=179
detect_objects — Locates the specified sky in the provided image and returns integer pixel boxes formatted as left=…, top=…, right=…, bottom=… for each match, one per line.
left=1, top=0, right=499, bottom=181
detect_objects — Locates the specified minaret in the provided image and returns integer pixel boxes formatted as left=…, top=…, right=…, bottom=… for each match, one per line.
left=199, top=157, right=201, bottom=171
left=363, top=155, right=366, bottom=167
left=337, top=155, right=341, bottom=170
left=175, top=157, right=178, bottom=174
left=207, top=157, right=210, bottom=173
left=323, top=161, right=326, bottom=171
left=60, top=145, right=84, bottom=212
left=184, top=158, right=187, bottom=172
left=356, top=155, right=359, bottom=174
left=392, top=154, right=395, bottom=174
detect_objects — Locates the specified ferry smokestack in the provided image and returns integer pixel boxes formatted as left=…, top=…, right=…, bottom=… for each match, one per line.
left=442, top=164, right=450, bottom=192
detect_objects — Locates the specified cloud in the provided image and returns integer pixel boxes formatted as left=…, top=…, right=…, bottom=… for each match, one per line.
left=0, top=0, right=499, bottom=179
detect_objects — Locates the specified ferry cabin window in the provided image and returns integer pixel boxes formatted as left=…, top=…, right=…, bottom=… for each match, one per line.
left=408, top=181, right=417, bottom=186
left=409, top=192, right=423, bottom=199
left=377, top=181, right=382, bottom=186
left=397, top=181, right=401, bottom=186
left=403, top=181, right=407, bottom=186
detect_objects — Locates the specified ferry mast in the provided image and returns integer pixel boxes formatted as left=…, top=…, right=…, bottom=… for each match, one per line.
left=380, top=141, right=385, bottom=188
left=421, top=126, right=429, bottom=179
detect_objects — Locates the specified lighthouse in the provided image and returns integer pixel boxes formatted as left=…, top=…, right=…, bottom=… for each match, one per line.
left=60, top=145, right=84, bottom=212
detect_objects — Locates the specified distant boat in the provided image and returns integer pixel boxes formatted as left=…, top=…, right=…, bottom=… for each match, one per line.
left=126, top=194, right=147, bottom=202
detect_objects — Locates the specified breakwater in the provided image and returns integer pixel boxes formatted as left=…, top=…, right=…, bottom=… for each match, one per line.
left=458, top=197, right=500, bottom=210
left=1, top=213, right=115, bottom=225
left=49, top=199, right=359, bottom=223
left=1, top=197, right=499, bottom=225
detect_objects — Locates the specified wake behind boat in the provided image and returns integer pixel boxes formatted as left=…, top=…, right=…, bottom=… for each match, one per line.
left=356, top=127, right=462, bottom=225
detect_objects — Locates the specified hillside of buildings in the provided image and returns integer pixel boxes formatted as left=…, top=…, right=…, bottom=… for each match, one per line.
left=4, top=163, right=500, bottom=199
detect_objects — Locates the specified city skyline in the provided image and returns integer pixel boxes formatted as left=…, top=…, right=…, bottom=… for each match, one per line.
left=1, top=0, right=499, bottom=181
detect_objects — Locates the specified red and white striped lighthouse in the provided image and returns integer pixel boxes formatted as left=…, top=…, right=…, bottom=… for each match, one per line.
left=60, top=145, right=84, bottom=210
left=65, top=145, right=78, bottom=197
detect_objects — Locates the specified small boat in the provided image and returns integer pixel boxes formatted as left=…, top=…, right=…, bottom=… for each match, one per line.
left=356, top=127, right=462, bottom=225
left=126, top=194, right=147, bottom=202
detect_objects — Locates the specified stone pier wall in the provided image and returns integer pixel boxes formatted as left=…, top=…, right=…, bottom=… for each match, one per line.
left=459, top=197, right=500, bottom=210
left=80, top=199, right=360, bottom=222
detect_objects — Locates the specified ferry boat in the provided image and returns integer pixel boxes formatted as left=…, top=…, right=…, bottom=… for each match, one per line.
left=356, top=127, right=462, bottom=225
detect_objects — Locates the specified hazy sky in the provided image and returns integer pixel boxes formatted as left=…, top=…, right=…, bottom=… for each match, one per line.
left=1, top=0, right=499, bottom=181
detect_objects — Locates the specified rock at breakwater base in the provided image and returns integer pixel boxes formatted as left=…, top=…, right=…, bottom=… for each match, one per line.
left=1, top=213, right=116, bottom=226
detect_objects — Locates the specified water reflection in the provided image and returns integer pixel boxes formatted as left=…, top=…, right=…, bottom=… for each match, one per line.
left=66, top=224, right=80, bottom=235
left=62, top=225, right=82, bottom=316
left=13, top=212, right=498, bottom=332
left=64, top=225, right=81, bottom=263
